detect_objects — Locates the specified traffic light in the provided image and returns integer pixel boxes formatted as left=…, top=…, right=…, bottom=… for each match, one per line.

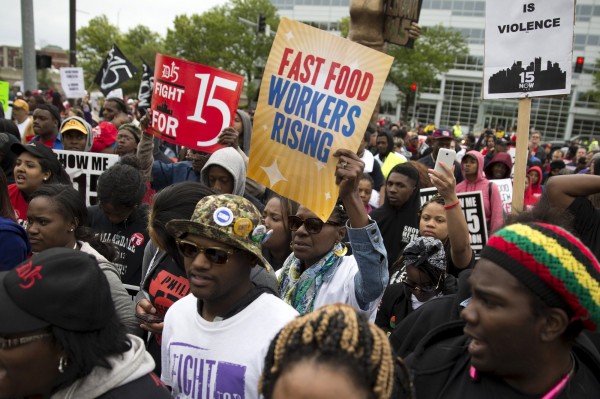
left=410, top=83, right=417, bottom=92
left=36, top=54, right=52, bottom=69
left=575, top=57, right=584, bottom=73
left=258, top=15, right=266, bottom=34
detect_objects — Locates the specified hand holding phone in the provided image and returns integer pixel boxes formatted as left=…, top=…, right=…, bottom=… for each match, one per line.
left=434, top=148, right=456, bottom=174
left=135, top=312, right=164, bottom=324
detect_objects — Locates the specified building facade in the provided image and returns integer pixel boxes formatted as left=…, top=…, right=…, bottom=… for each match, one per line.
left=271, top=0, right=600, bottom=141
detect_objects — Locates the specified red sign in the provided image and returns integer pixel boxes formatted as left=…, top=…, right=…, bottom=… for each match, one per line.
left=149, top=54, right=245, bottom=153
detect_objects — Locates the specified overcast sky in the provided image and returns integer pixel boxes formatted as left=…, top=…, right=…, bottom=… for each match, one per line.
left=2, top=0, right=228, bottom=49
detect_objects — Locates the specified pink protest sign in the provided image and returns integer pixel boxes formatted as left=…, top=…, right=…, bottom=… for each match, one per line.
left=149, top=54, right=244, bottom=153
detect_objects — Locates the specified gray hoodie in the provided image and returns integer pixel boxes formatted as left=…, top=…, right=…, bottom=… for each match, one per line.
left=59, top=116, right=94, bottom=151
left=79, top=241, right=141, bottom=336
left=201, top=146, right=246, bottom=195
left=50, top=335, right=155, bottom=399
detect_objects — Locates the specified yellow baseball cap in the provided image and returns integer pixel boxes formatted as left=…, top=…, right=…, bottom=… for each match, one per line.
left=11, top=99, right=29, bottom=112
left=60, top=118, right=88, bottom=135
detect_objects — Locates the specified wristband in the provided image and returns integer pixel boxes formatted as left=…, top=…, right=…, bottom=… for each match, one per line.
left=444, top=200, right=460, bottom=210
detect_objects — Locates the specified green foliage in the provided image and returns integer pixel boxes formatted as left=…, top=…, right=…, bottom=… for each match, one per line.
left=339, top=17, right=350, bottom=38
left=76, top=15, right=163, bottom=96
left=387, top=25, right=468, bottom=97
left=164, top=0, right=279, bottom=106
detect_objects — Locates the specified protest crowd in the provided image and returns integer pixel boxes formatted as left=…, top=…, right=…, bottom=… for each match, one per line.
left=1, top=12, right=600, bottom=399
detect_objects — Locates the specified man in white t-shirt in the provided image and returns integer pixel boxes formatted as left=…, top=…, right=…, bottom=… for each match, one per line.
left=162, top=194, right=298, bottom=399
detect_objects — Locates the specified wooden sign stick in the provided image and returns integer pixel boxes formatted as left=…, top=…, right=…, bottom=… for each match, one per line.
left=512, top=96, right=532, bottom=214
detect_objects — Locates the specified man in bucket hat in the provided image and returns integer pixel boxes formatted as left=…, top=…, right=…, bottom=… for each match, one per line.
left=406, top=222, right=600, bottom=398
left=161, top=194, right=298, bottom=398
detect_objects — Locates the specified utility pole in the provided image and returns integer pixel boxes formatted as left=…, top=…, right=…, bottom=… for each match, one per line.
left=69, top=0, right=76, bottom=66
left=21, top=0, right=37, bottom=91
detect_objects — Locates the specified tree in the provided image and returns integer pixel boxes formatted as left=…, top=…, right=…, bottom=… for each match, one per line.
left=164, top=0, right=279, bottom=107
left=77, top=16, right=121, bottom=89
left=77, top=16, right=163, bottom=96
left=386, top=25, right=468, bottom=98
left=339, top=17, right=350, bottom=38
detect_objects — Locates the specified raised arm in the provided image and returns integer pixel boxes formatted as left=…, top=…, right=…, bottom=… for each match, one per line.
left=545, top=174, right=600, bottom=209
left=429, top=162, right=472, bottom=269
left=334, top=149, right=389, bottom=310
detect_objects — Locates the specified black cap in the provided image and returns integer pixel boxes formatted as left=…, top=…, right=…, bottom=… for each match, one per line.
left=10, top=142, right=64, bottom=177
left=34, top=104, right=62, bottom=125
left=0, top=248, right=115, bottom=334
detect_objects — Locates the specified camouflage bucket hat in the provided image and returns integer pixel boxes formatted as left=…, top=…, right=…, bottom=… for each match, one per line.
left=166, top=194, right=272, bottom=272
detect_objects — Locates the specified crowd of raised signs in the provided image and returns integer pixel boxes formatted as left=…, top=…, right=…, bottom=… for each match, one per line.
left=0, top=90, right=599, bottom=398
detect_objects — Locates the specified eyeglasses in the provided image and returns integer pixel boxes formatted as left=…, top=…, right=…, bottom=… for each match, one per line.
left=288, top=216, right=341, bottom=235
left=0, top=333, right=52, bottom=350
left=176, top=240, right=236, bottom=264
left=401, top=273, right=443, bottom=295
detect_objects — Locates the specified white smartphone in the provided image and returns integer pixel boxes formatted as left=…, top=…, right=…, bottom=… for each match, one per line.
left=434, top=148, right=456, bottom=173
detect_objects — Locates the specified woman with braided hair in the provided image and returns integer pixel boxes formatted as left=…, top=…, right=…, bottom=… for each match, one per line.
left=259, top=303, right=414, bottom=399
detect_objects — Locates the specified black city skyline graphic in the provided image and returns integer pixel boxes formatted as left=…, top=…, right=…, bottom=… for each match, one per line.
left=156, top=101, right=174, bottom=115
left=488, top=57, right=566, bottom=94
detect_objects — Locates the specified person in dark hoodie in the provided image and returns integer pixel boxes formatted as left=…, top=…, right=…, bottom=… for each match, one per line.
left=371, top=163, right=421, bottom=268
left=87, top=156, right=149, bottom=294
left=484, top=151, right=513, bottom=180
left=375, top=236, right=456, bottom=334
left=406, top=222, right=600, bottom=399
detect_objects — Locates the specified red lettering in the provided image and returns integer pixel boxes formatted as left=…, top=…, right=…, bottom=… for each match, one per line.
left=287, top=51, right=302, bottom=81
left=277, top=48, right=295, bottom=76
left=300, top=55, right=315, bottom=84
left=357, top=72, right=374, bottom=101
left=324, top=62, right=341, bottom=90
left=311, top=57, right=326, bottom=85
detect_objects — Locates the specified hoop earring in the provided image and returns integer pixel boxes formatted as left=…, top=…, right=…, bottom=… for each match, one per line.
left=58, top=356, right=68, bottom=373
left=289, top=241, right=294, bottom=251
left=333, top=241, right=348, bottom=257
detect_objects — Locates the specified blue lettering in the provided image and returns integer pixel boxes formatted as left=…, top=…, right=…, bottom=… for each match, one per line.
left=271, top=112, right=285, bottom=142
left=283, top=83, right=301, bottom=114
left=318, top=96, right=337, bottom=129
left=328, top=99, right=348, bottom=133
left=306, top=91, right=326, bottom=124
left=342, top=106, right=361, bottom=137
left=294, top=85, right=313, bottom=119
left=267, top=75, right=290, bottom=108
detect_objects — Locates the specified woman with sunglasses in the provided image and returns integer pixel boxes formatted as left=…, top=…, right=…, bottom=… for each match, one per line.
left=278, top=149, right=389, bottom=320
left=375, top=236, right=457, bottom=334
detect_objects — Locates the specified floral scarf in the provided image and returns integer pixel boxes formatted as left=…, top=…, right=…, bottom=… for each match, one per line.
left=278, top=250, right=340, bottom=315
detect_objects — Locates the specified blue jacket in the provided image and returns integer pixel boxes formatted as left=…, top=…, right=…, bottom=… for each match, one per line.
left=151, top=161, right=199, bottom=191
left=0, top=217, right=30, bottom=271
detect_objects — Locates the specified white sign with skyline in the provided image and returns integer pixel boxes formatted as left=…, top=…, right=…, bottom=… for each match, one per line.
left=484, top=0, right=574, bottom=99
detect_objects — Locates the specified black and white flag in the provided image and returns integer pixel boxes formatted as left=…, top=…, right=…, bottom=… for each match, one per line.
left=94, top=44, right=138, bottom=96
left=137, top=60, right=154, bottom=116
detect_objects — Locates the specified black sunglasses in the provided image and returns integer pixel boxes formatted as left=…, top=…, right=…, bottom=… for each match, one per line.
left=401, top=273, right=443, bottom=295
left=288, top=215, right=341, bottom=235
left=176, top=240, right=236, bottom=264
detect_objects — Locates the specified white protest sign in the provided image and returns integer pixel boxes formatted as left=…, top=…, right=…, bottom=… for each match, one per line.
left=106, top=88, right=123, bottom=99
left=491, top=178, right=513, bottom=214
left=420, top=188, right=489, bottom=258
left=54, top=150, right=119, bottom=206
left=60, top=67, right=86, bottom=99
left=484, top=0, right=574, bottom=99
